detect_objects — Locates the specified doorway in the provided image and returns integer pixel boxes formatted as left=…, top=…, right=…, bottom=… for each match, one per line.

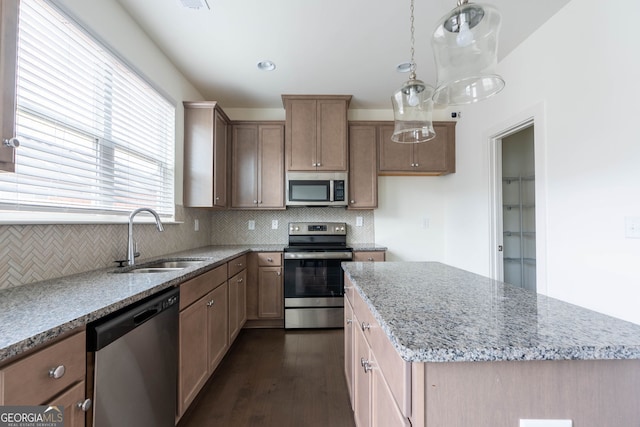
left=500, top=126, right=536, bottom=291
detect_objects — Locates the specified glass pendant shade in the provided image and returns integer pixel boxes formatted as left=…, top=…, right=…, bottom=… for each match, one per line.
left=391, top=77, right=436, bottom=143
left=431, top=1, right=505, bottom=105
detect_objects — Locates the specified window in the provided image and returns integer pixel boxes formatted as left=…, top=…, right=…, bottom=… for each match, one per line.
left=0, top=0, right=175, bottom=220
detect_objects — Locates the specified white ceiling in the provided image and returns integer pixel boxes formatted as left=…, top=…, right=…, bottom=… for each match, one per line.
left=116, top=0, right=571, bottom=109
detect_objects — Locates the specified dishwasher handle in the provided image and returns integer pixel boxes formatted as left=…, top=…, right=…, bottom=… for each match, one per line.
left=134, top=308, right=158, bottom=325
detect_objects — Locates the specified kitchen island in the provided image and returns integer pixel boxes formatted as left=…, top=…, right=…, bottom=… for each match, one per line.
left=342, top=262, right=640, bottom=427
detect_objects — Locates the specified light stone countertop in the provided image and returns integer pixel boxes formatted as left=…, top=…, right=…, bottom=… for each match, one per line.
left=349, top=243, right=387, bottom=251
left=342, top=261, right=640, bottom=363
left=0, top=245, right=284, bottom=363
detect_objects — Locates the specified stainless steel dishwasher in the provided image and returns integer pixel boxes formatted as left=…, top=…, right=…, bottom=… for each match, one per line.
left=87, top=287, right=179, bottom=427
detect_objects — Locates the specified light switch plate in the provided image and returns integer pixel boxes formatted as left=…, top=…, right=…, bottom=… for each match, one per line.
left=520, top=420, right=572, bottom=427
left=248, top=220, right=255, bottom=230
left=356, top=216, right=363, bottom=227
left=194, top=219, right=199, bottom=231
left=272, top=219, right=278, bottom=229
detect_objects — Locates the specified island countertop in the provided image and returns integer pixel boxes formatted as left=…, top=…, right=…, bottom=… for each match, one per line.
left=342, top=261, right=640, bottom=363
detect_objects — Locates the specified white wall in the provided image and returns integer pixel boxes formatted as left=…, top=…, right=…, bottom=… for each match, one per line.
left=438, top=0, right=640, bottom=324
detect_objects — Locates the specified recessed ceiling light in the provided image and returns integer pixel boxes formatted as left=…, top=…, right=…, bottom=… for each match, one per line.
left=396, top=62, right=413, bottom=73
left=257, top=60, right=276, bottom=71
left=178, top=0, right=210, bottom=10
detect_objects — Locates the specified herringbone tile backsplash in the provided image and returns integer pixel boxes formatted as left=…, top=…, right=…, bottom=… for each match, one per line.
left=0, top=207, right=375, bottom=289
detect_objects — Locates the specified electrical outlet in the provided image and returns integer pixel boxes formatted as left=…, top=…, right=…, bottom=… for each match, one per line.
left=356, top=216, right=363, bottom=227
left=519, top=420, right=572, bottom=427
left=625, top=216, right=640, bottom=238
left=272, top=219, right=278, bottom=229
left=248, top=220, right=255, bottom=230
left=194, top=219, right=199, bottom=232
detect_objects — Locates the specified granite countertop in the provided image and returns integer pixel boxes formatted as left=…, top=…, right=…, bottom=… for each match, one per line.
left=342, top=261, right=640, bottom=363
left=0, top=244, right=284, bottom=363
left=349, top=243, right=387, bottom=251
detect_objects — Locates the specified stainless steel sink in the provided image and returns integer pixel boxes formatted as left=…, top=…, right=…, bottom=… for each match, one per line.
left=117, top=259, right=208, bottom=273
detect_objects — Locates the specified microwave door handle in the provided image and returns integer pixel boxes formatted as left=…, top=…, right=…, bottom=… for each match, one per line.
left=329, top=179, right=334, bottom=202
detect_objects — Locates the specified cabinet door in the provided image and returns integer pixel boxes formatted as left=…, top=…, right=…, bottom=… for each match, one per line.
left=412, top=122, right=455, bottom=174
left=213, top=110, right=228, bottom=207
left=285, top=99, right=317, bottom=170
left=349, top=125, right=378, bottom=209
left=378, top=125, right=413, bottom=172
left=208, top=282, right=229, bottom=373
left=344, top=297, right=355, bottom=409
left=370, top=353, right=411, bottom=427
left=316, top=99, right=348, bottom=171
left=179, top=296, right=209, bottom=415
left=257, top=266, right=283, bottom=319
left=46, top=381, right=88, bottom=427
left=228, top=269, right=246, bottom=343
left=183, top=106, right=214, bottom=207
left=258, top=124, right=284, bottom=207
left=0, top=0, right=19, bottom=172
left=354, top=318, right=371, bottom=427
left=231, top=124, right=258, bottom=208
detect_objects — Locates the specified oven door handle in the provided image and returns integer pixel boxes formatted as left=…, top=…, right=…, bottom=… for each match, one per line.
left=284, top=252, right=353, bottom=260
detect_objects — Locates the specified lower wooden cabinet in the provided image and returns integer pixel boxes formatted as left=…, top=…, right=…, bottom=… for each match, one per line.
left=178, top=266, right=229, bottom=418
left=246, top=252, right=284, bottom=327
left=228, top=268, right=247, bottom=343
left=353, top=251, right=385, bottom=262
left=0, top=330, right=89, bottom=427
left=346, top=276, right=411, bottom=427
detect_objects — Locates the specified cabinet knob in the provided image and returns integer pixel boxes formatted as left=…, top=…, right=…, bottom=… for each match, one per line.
left=363, top=361, right=373, bottom=373
left=253, top=200, right=258, bottom=204
left=367, top=257, right=374, bottom=261
left=266, top=257, right=273, bottom=262
left=237, top=277, right=243, bottom=283
left=77, top=399, right=92, bottom=412
left=415, top=163, right=419, bottom=167
left=3, top=138, right=20, bottom=148
left=48, top=365, right=65, bottom=379
left=346, top=318, right=353, bottom=325
left=361, top=322, right=371, bottom=332
left=215, top=197, right=220, bottom=201
left=237, top=262, right=243, bottom=267
left=207, top=299, right=215, bottom=307
left=350, top=200, right=355, bottom=204
left=276, top=271, right=281, bottom=276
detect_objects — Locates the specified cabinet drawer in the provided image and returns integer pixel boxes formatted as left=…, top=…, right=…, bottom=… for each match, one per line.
left=0, top=331, right=86, bottom=405
left=353, top=251, right=385, bottom=262
left=257, top=252, right=282, bottom=267
left=180, top=264, right=226, bottom=310
left=227, top=254, right=247, bottom=277
left=353, top=290, right=411, bottom=418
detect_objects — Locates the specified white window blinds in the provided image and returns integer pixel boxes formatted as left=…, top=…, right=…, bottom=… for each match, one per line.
left=0, top=0, right=175, bottom=219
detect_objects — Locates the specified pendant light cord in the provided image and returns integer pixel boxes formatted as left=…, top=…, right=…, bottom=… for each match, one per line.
left=409, top=0, right=416, bottom=79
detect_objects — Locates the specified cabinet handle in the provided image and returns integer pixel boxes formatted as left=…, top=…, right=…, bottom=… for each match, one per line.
left=48, top=365, right=65, bottom=379
left=77, top=399, right=92, bottom=412
left=266, top=257, right=273, bottom=262
left=360, top=357, right=367, bottom=367
left=346, top=318, right=353, bottom=325
left=207, top=299, right=215, bottom=307
left=363, top=361, right=373, bottom=373
left=237, top=277, right=243, bottom=283
left=361, top=322, right=371, bottom=332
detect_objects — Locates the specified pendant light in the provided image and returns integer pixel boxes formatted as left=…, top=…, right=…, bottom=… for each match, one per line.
left=391, top=0, right=435, bottom=143
left=431, top=0, right=505, bottom=105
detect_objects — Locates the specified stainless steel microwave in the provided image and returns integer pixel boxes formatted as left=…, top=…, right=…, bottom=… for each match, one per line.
left=285, top=172, right=348, bottom=207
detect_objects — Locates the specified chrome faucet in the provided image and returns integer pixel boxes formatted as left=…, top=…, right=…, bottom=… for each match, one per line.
left=127, top=208, right=164, bottom=266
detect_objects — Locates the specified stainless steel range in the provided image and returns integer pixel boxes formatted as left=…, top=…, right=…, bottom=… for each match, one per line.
left=283, top=222, right=353, bottom=329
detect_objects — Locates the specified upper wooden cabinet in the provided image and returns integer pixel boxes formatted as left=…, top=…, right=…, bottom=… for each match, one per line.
left=282, top=95, right=351, bottom=171
left=231, top=122, right=285, bottom=209
left=348, top=123, right=379, bottom=209
left=183, top=101, right=230, bottom=208
left=0, top=0, right=19, bottom=173
left=378, top=121, right=456, bottom=175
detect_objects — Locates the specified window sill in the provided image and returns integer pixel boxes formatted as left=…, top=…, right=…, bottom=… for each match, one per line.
left=0, top=211, right=181, bottom=225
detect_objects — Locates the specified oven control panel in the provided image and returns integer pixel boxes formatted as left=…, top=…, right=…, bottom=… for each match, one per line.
left=289, top=222, right=346, bottom=235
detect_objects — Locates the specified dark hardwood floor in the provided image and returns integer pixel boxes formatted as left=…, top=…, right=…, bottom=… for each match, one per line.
left=178, top=328, right=356, bottom=427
